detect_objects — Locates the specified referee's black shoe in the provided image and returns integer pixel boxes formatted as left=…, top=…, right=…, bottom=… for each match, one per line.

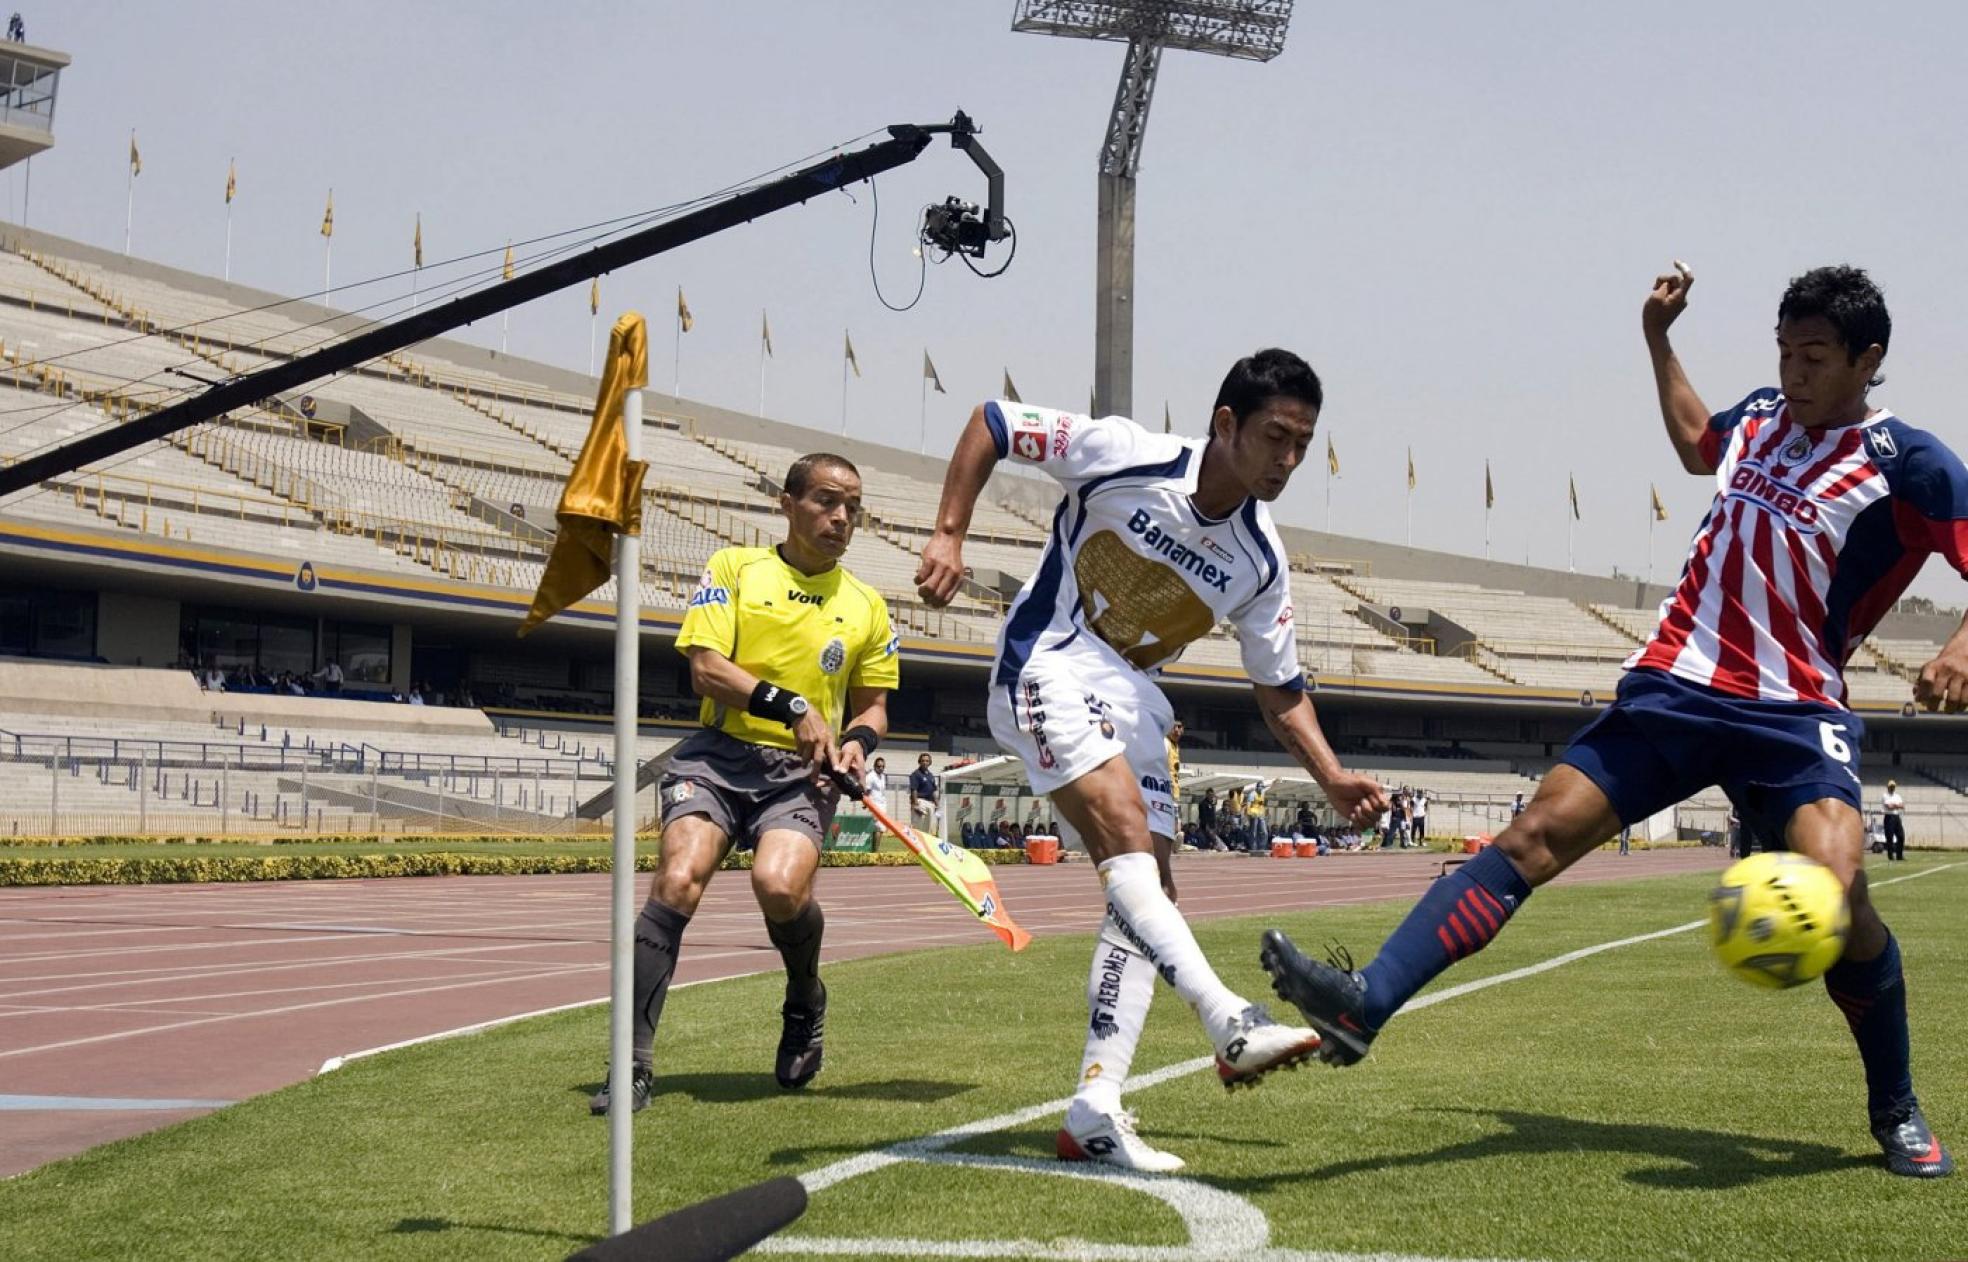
left=1873, top=1102, right=1954, bottom=1178
left=776, top=984, right=827, bottom=1090
left=588, top=1063, right=654, bottom=1116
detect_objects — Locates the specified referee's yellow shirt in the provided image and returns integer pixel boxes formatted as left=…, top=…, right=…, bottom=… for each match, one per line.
left=676, top=546, right=900, bottom=752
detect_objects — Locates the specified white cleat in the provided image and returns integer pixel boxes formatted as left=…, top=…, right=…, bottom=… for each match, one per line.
left=1213, top=1002, right=1322, bottom=1090
left=1056, top=1103, right=1187, bottom=1173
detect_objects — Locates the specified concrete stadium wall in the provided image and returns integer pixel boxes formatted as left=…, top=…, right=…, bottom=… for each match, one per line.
left=0, top=659, right=211, bottom=722
left=0, top=659, right=492, bottom=735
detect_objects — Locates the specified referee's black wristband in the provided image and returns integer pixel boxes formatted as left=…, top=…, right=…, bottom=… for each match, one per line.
left=747, top=681, right=804, bottom=727
left=841, top=725, right=880, bottom=758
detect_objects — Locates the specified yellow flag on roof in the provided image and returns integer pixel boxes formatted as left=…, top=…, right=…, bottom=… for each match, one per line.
left=413, top=214, right=423, bottom=268
left=502, top=242, right=514, bottom=281
left=320, top=190, right=334, bottom=238
left=129, top=132, right=141, bottom=177
left=519, top=314, right=651, bottom=636
left=224, top=159, right=235, bottom=204
left=677, top=286, right=693, bottom=333
left=1326, top=434, right=1339, bottom=476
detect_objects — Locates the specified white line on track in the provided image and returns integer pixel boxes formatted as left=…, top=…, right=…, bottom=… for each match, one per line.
left=757, top=861, right=1961, bottom=1262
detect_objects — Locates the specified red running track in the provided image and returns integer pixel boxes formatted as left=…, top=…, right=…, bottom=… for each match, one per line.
left=0, top=846, right=1727, bottom=1178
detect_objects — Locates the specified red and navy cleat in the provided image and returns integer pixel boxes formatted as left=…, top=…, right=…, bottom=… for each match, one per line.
left=1872, top=1103, right=1954, bottom=1178
left=1259, top=930, right=1376, bottom=1066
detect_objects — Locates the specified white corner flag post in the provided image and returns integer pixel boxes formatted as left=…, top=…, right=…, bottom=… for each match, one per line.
left=607, top=385, right=643, bottom=1235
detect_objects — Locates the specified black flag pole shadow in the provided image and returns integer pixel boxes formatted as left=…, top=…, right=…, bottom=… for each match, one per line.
left=566, top=1176, right=808, bottom=1262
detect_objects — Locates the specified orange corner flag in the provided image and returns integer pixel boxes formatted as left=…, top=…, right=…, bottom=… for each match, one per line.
left=518, top=313, right=651, bottom=635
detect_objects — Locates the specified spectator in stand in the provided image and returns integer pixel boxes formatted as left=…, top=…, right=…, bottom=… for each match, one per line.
left=909, top=753, right=939, bottom=833
left=865, top=756, right=888, bottom=809
left=314, top=660, right=345, bottom=696
left=408, top=684, right=427, bottom=706
left=1295, top=803, right=1317, bottom=839
left=1197, top=788, right=1218, bottom=841
left=1384, top=791, right=1405, bottom=849
left=1245, top=781, right=1269, bottom=852
left=200, top=660, right=226, bottom=692
left=1511, top=790, right=1526, bottom=818
left=1881, top=780, right=1907, bottom=862
left=1411, top=789, right=1429, bottom=846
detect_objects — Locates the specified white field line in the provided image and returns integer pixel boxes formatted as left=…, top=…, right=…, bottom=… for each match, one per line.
left=757, top=861, right=1961, bottom=1262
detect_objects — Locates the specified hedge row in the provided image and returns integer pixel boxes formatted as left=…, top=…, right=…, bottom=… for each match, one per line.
left=0, top=846, right=1030, bottom=887
left=0, top=833, right=596, bottom=849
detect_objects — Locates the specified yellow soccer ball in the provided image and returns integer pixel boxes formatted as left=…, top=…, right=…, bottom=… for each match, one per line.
left=1708, top=852, right=1850, bottom=989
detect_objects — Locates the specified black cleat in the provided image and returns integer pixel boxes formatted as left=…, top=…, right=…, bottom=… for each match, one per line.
left=1259, top=929, right=1376, bottom=1066
left=776, top=984, right=827, bottom=1090
left=588, top=1063, right=654, bottom=1116
left=1873, top=1103, right=1954, bottom=1178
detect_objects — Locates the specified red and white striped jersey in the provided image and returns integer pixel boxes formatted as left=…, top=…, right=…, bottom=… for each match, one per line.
left=1630, top=387, right=1968, bottom=708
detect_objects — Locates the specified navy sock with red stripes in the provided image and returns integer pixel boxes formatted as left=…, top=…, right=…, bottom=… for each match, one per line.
left=1823, top=932, right=1914, bottom=1120
left=1359, top=846, right=1532, bottom=1030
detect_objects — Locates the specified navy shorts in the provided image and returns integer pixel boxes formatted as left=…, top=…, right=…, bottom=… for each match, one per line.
left=1560, top=669, right=1864, bottom=846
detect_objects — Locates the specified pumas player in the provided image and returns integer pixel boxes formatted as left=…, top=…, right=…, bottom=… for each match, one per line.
left=917, top=349, right=1387, bottom=1170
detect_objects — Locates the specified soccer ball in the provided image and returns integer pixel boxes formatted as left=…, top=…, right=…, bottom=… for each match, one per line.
left=1708, top=852, right=1849, bottom=989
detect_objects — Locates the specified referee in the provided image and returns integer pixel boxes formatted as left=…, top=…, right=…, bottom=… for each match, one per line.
left=591, top=453, right=898, bottom=1114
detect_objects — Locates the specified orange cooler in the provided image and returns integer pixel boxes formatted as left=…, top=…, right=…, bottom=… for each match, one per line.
left=1294, top=840, right=1320, bottom=858
left=1271, top=840, right=1294, bottom=858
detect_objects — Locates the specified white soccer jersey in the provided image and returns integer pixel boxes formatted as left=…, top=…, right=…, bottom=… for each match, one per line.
left=983, top=401, right=1305, bottom=690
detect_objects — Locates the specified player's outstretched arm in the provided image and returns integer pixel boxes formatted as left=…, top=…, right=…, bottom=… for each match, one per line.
left=915, top=403, right=999, bottom=608
left=1254, top=683, right=1388, bottom=826
left=1644, top=260, right=1714, bottom=474
left=685, top=646, right=839, bottom=773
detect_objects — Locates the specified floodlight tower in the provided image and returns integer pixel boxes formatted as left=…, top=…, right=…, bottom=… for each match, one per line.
left=1013, top=1, right=1291, bottom=420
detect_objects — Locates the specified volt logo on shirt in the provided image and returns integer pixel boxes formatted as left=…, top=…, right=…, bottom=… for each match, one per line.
left=1125, top=509, right=1233, bottom=591
left=786, top=589, right=826, bottom=606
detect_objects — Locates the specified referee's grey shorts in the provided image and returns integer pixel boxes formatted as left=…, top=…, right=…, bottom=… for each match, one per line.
left=657, top=728, right=837, bottom=851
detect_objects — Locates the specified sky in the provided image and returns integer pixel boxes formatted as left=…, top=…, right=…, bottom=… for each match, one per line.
left=19, top=1, right=1968, bottom=603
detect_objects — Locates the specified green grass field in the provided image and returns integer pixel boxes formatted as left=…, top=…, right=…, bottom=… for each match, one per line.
left=1, top=860, right=1960, bottom=1261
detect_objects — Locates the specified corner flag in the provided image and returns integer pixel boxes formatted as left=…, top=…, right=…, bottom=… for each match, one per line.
left=519, top=314, right=651, bottom=635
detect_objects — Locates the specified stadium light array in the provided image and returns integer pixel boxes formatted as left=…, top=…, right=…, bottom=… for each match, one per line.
left=1012, top=0, right=1294, bottom=420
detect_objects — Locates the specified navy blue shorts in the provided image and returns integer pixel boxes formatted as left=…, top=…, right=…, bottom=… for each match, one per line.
left=1560, top=668, right=1864, bottom=846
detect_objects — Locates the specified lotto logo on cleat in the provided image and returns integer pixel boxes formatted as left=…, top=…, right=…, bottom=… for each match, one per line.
left=1084, top=1136, right=1117, bottom=1157
left=1224, top=1037, right=1248, bottom=1061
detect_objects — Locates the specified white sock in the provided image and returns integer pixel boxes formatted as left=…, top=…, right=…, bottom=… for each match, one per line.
left=1096, top=851, right=1245, bottom=1036
left=1071, top=916, right=1155, bottom=1117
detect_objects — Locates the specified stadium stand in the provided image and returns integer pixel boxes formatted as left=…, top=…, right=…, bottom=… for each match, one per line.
left=2, top=222, right=1965, bottom=843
